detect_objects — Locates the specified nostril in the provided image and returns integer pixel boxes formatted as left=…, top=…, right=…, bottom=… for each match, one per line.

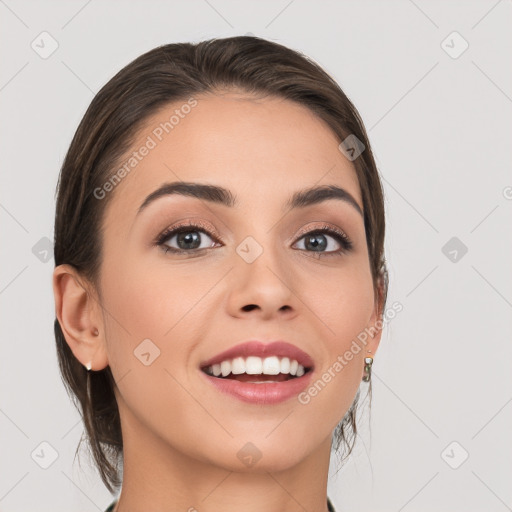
left=241, top=304, right=258, bottom=312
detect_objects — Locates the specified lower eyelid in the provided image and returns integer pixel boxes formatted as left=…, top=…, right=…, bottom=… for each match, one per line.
left=158, top=229, right=219, bottom=251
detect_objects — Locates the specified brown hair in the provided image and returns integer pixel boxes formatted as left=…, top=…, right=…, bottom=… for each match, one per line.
left=53, top=35, right=388, bottom=493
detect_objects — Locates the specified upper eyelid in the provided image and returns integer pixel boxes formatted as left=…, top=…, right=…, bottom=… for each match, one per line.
left=156, top=221, right=351, bottom=247
left=293, top=223, right=348, bottom=238
left=155, top=220, right=223, bottom=244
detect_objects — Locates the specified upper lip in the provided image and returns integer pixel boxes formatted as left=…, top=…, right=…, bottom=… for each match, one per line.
left=200, top=340, right=315, bottom=370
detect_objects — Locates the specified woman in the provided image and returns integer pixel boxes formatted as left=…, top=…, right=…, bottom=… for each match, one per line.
left=52, top=35, right=388, bottom=512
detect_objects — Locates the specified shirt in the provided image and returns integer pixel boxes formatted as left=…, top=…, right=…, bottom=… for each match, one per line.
left=105, top=496, right=336, bottom=511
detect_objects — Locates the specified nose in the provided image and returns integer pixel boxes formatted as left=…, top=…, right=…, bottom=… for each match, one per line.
left=225, top=243, right=298, bottom=321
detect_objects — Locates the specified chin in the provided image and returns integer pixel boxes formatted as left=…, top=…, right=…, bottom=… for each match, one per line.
left=209, top=436, right=315, bottom=474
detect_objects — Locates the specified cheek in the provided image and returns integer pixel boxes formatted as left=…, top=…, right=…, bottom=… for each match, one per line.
left=313, top=264, right=375, bottom=342
left=101, top=251, right=204, bottom=338
left=309, top=264, right=374, bottom=394
left=101, top=258, right=204, bottom=426
left=298, top=272, right=371, bottom=426
left=100, top=254, right=217, bottom=387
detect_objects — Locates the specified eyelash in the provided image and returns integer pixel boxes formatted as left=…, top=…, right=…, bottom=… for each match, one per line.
left=155, top=221, right=353, bottom=258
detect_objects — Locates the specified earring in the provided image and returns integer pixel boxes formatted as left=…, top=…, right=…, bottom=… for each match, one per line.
left=86, top=362, right=92, bottom=404
left=362, top=351, right=373, bottom=382
left=86, top=329, right=98, bottom=370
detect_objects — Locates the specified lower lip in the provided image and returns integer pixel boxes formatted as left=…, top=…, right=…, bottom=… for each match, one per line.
left=200, top=370, right=314, bottom=404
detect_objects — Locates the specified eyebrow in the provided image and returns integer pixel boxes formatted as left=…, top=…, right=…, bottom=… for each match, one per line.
left=137, top=181, right=364, bottom=217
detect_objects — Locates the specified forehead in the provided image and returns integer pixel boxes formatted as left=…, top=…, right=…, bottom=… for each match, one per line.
left=103, top=92, right=362, bottom=221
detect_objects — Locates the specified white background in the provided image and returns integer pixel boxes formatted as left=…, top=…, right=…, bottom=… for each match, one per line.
left=1, top=1, right=511, bottom=511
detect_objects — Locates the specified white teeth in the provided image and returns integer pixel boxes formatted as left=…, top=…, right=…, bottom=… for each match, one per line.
left=262, top=356, right=280, bottom=375
left=220, top=360, right=231, bottom=377
left=245, top=356, right=263, bottom=375
left=231, top=357, right=246, bottom=375
left=204, top=356, right=309, bottom=378
left=212, top=363, right=222, bottom=377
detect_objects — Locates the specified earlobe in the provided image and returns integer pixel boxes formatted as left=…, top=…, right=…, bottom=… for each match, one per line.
left=365, top=293, right=385, bottom=359
left=361, top=307, right=382, bottom=382
left=366, top=320, right=383, bottom=357
left=369, top=272, right=388, bottom=355
left=52, top=264, right=109, bottom=371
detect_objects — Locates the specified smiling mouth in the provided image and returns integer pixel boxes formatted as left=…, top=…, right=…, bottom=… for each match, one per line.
left=201, top=358, right=312, bottom=383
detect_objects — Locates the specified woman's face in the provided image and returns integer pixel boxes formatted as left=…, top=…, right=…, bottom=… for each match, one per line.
left=96, top=91, right=381, bottom=472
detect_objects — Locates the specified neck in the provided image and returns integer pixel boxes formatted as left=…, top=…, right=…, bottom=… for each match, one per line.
left=113, top=405, right=333, bottom=512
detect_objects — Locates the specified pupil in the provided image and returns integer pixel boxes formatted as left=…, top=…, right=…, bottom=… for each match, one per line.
left=177, top=231, right=200, bottom=250
left=305, top=234, right=326, bottom=251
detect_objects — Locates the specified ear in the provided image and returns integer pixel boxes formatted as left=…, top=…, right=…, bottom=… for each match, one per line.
left=52, top=264, right=109, bottom=371
left=365, top=274, right=386, bottom=358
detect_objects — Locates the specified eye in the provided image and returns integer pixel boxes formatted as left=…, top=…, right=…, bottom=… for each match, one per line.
left=155, top=221, right=222, bottom=254
left=154, top=221, right=353, bottom=258
left=292, top=224, right=353, bottom=257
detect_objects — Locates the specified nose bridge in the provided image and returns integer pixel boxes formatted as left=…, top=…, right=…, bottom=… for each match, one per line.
left=227, top=225, right=296, bottom=316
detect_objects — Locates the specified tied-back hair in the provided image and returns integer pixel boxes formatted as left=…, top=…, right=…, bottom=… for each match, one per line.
left=53, top=35, right=388, bottom=493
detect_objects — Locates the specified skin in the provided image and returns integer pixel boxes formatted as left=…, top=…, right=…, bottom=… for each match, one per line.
left=53, top=91, right=382, bottom=512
